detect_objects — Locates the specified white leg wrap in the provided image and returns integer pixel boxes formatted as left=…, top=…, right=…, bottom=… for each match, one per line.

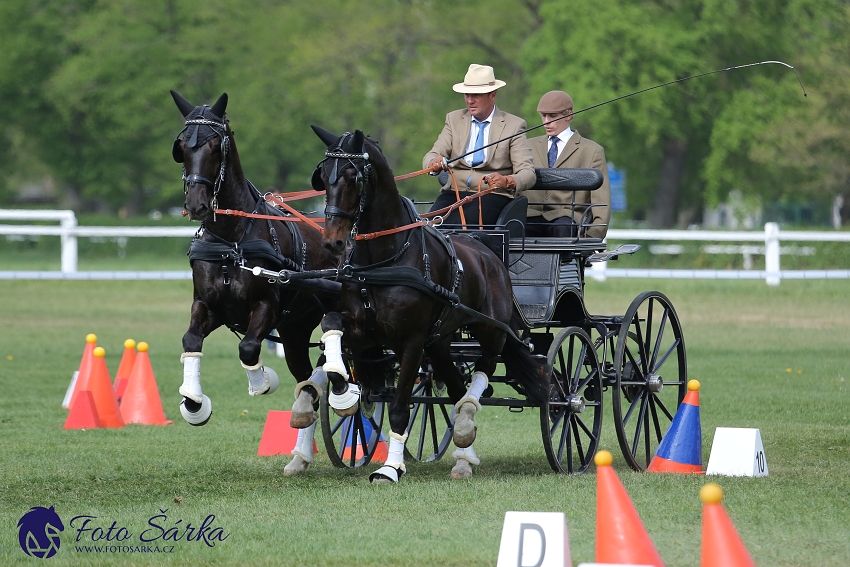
left=291, top=422, right=317, bottom=463
left=293, top=368, right=328, bottom=401
left=452, top=445, right=481, bottom=466
left=179, top=352, right=203, bottom=403
left=329, top=383, right=361, bottom=412
left=321, top=330, right=349, bottom=379
left=243, top=359, right=279, bottom=396
left=454, top=395, right=482, bottom=413
left=384, top=431, right=408, bottom=472
left=467, top=371, right=489, bottom=400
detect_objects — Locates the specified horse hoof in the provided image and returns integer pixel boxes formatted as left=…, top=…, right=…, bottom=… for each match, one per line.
left=283, top=455, right=311, bottom=476
left=369, top=465, right=403, bottom=484
left=180, top=395, right=212, bottom=426
left=451, top=460, right=474, bottom=479
left=290, top=391, right=318, bottom=428
left=329, top=383, right=360, bottom=417
left=452, top=401, right=478, bottom=448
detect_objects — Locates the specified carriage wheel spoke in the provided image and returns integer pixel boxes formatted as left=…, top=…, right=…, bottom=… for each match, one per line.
left=632, top=315, right=649, bottom=374
left=572, top=417, right=586, bottom=466
left=630, top=393, right=648, bottom=457
left=549, top=408, right=566, bottom=437
left=645, top=299, right=654, bottom=362
left=652, top=393, right=676, bottom=421
left=557, top=413, right=570, bottom=463
left=654, top=338, right=679, bottom=374
left=622, top=387, right=642, bottom=425
left=576, top=367, right=598, bottom=393
left=624, top=345, right=646, bottom=382
left=571, top=342, right=588, bottom=390
left=649, top=308, right=669, bottom=371
left=649, top=394, right=664, bottom=443
left=644, top=405, right=652, bottom=464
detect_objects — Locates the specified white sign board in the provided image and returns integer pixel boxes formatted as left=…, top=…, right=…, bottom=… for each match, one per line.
left=497, top=511, right=571, bottom=567
left=706, top=427, right=769, bottom=477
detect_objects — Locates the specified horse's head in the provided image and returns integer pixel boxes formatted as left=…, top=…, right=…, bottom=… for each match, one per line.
left=311, top=126, right=374, bottom=256
left=171, top=90, right=230, bottom=222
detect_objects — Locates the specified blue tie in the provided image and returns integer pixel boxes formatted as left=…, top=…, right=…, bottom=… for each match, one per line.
left=470, top=120, right=489, bottom=166
left=547, top=136, right=559, bottom=168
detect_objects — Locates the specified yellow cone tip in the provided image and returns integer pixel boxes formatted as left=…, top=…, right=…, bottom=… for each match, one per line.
left=124, top=339, right=136, bottom=349
left=93, top=347, right=106, bottom=358
left=688, top=379, right=700, bottom=391
left=700, top=482, right=724, bottom=504
left=594, top=450, right=613, bottom=466
left=137, top=342, right=149, bottom=353
left=86, top=334, right=97, bottom=343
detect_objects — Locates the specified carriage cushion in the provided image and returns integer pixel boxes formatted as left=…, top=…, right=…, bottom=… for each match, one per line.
left=531, top=168, right=603, bottom=191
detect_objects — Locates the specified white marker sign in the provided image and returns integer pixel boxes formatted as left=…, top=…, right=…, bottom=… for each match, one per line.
left=706, top=427, right=769, bottom=477
left=497, top=511, right=571, bottom=567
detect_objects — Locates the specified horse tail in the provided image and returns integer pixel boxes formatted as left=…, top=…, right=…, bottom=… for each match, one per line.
left=500, top=308, right=551, bottom=404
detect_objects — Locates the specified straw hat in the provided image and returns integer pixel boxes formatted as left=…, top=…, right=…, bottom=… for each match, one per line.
left=453, top=64, right=507, bottom=94
left=537, top=90, right=574, bottom=114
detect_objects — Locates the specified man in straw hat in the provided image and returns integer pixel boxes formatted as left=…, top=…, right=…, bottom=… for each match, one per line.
left=424, top=64, right=535, bottom=225
left=526, top=90, right=610, bottom=239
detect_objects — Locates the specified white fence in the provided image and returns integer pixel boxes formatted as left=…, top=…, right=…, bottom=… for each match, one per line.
left=1, top=209, right=849, bottom=284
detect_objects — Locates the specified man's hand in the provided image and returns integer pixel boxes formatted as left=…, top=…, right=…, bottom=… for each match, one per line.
left=484, top=173, right=516, bottom=192
left=427, top=157, right=447, bottom=175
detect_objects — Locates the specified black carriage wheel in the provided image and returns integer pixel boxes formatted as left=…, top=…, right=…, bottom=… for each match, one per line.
left=319, top=383, right=386, bottom=469
left=540, top=327, right=603, bottom=474
left=403, top=370, right=453, bottom=462
left=612, top=291, right=687, bottom=471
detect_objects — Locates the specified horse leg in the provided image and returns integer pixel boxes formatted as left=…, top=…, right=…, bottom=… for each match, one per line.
left=283, top=421, right=318, bottom=476
left=319, top=313, right=359, bottom=417
left=179, top=299, right=220, bottom=425
left=427, top=342, right=483, bottom=478
left=452, top=324, right=504, bottom=450
left=239, top=303, right=280, bottom=397
left=369, top=344, right=423, bottom=484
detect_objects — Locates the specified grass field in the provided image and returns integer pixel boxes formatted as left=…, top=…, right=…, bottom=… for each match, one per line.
left=0, top=278, right=848, bottom=566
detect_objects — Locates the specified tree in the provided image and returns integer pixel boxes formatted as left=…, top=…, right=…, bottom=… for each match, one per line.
left=521, top=0, right=817, bottom=227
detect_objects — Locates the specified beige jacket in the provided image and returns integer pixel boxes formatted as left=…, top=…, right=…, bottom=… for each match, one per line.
left=528, top=131, right=610, bottom=239
left=423, top=108, right=536, bottom=198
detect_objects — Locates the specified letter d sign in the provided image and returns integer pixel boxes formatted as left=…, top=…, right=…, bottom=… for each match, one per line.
left=496, top=512, right=571, bottom=567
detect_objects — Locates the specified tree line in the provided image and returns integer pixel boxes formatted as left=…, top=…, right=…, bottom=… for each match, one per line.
left=1, top=0, right=847, bottom=227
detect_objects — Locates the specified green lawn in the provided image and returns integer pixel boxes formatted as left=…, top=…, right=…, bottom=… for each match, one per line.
left=0, top=279, right=848, bottom=566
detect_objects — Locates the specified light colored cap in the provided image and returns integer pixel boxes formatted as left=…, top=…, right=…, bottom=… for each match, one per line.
left=537, top=90, right=574, bottom=114
left=453, top=64, right=506, bottom=94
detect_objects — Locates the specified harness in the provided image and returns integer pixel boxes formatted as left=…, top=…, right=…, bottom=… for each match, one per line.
left=188, top=185, right=306, bottom=284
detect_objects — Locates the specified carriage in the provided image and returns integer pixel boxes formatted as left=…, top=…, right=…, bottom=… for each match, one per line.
left=256, top=161, right=687, bottom=476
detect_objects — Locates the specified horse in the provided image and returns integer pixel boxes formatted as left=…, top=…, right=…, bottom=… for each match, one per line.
left=171, top=91, right=343, bottom=475
left=311, top=126, right=550, bottom=482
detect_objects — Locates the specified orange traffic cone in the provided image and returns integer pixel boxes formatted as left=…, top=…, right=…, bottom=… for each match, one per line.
left=113, top=339, right=136, bottom=404
left=64, top=333, right=97, bottom=409
left=700, top=483, right=756, bottom=567
left=64, top=390, right=103, bottom=429
left=257, top=410, right=317, bottom=456
left=75, top=347, right=124, bottom=428
left=595, top=450, right=665, bottom=566
left=119, top=342, right=170, bottom=425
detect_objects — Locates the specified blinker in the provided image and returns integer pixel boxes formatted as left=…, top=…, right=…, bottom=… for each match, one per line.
left=172, top=139, right=184, bottom=163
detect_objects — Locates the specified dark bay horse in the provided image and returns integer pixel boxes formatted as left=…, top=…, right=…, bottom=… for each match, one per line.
left=311, top=126, right=549, bottom=482
left=171, top=91, right=339, bottom=475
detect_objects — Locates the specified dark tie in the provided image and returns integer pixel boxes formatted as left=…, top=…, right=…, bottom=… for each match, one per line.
left=470, top=120, right=489, bottom=166
left=547, top=136, right=559, bottom=168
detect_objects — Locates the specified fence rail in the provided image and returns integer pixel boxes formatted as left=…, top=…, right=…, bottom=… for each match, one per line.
left=1, top=210, right=848, bottom=284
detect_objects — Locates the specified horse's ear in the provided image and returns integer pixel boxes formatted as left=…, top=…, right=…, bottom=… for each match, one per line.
left=311, top=168, right=324, bottom=191
left=311, top=125, right=339, bottom=147
left=171, top=90, right=195, bottom=117
left=172, top=139, right=184, bottom=163
left=210, top=93, right=228, bottom=118
left=353, top=130, right=365, bottom=153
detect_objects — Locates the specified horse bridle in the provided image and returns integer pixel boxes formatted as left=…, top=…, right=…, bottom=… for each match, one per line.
left=174, top=112, right=230, bottom=219
left=318, top=134, right=373, bottom=238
